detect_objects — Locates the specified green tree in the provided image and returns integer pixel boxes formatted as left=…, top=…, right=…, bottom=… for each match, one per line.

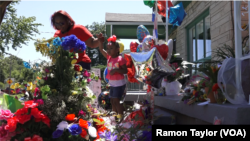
left=0, top=1, right=42, bottom=53
left=85, top=21, right=107, bottom=66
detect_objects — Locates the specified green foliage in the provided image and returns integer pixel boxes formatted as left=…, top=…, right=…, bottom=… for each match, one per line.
left=0, top=1, right=42, bottom=53
left=85, top=22, right=107, bottom=66
left=166, top=54, right=185, bottom=82
left=212, top=44, right=249, bottom=64
left=0, top=54, right=37, bottom=87
left=92, top=64, right=106, bottom=80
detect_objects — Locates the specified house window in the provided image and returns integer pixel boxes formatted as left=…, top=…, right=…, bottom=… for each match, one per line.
left=186, top=9, right=211, bottom=74
left=173, top=38, right=176, bottom=54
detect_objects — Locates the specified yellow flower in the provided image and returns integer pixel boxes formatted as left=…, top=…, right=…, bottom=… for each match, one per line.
left=71, top=59, right=77, bottom=64
left=79, top=66, right=83, bottom=71
left=27, top=82, right=33, bottom=91
left=10, top=84, right=15, bottom=90
left=72, top=91, right=78, bottom=95
left=31, top=84, right=36, bottom=92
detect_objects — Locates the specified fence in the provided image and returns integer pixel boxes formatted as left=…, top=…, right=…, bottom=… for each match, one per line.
left=124, top=75, right=146, bottom=92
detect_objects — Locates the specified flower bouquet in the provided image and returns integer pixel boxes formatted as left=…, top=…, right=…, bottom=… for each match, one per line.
left=0, top=35, right=106, bottom=141
left=197, top=64, right=220, bottom=103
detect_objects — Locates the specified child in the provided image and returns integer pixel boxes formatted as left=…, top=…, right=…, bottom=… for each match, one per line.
left=98, top=34, right=127, bottom=123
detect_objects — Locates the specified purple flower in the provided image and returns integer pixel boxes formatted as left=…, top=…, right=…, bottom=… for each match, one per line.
left=52, top=130, right=63, bottom=138
left=68, top=124, right=82, bottom=136
left=104, top=131, right=117, bottom=141
left=195, top=92, right=199, bottom=97
left=138, top=126, right=152, bottom=141
left=87, top=122, right=91, bottom=127
left=183, top=99, right=189, bottom=104
left=61, top=35, right=86, bottom=52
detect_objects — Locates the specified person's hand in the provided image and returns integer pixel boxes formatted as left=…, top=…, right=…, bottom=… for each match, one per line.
left=96, top=33, right=104, bottom=43
left=110, top=69, right=117, bottom=75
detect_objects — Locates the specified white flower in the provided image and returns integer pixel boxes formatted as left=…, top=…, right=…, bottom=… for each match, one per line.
left=88, top=126, right=97, bottom=138
left=57, top=121, right=68, bottom=131
left=85, top=86, right=93, bottom=97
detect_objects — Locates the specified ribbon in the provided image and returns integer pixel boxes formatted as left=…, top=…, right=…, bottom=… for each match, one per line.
left=152, top=13, right=155, bottom=22
left=107, top=35, right=117, bottom=42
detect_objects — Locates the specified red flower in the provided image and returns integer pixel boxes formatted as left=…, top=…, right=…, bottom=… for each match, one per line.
left=147, top=85, right=151, bottom=93
left=30, top=108, right=42, bottom=119
left=79, top=119, right=88, bottom=129
left=16, top=114, right=31, bottom=124
left=74, top=65, right=80, bottom=72
left=42, top=115, right=50, bottom=127
left=80, top=128, right=88, bottom=138
left=146, top=67, right=150, bottom=72
left=97, top=126, right=107, bottom=133
left=94, top=132, right=100, bottom=141
left=15, top=108, right=28, bottom=115
left=34, top=113, right=45, bottom=122
left=65, top=114, right=75, bottom=121
left=212, top=83, right=219, bottom=92
left=24, top=135, right=43, bottom=141
left=22, top=100, right=38, bottom=108
left=4, top=117, right=18, bottom=132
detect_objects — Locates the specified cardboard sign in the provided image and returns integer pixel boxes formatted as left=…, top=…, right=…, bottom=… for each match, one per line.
left=89, top=68, right=101, bottom=108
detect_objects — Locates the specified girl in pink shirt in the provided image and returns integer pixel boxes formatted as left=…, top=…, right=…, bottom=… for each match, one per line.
left=98, top=34, right=127, bottom=123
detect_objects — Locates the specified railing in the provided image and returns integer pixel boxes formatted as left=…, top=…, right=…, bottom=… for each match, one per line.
left=124, top=75, right=146, bottom=92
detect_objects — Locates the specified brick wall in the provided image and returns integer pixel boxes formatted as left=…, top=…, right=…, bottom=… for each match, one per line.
left=169, top=1, right=248, bottom=60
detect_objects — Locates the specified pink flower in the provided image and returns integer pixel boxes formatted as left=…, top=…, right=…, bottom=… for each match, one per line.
left=0, top=109, right=14, bottom=121
left=87, top=78, right=91, bottom=83
left=0, top=123, right=8, bottom=139
left=43, top=76, right=48, bottom=81
left=78, top=110, right=86, bottom=116
left=45, top=68, right=50, bottom=73
left=83, top=70, right=90, bottom=77
left=176, top=68, right=180, bottom=71
left=34, top=87, right=40, bottom=97
left=35, top=99, right=44, bottom=105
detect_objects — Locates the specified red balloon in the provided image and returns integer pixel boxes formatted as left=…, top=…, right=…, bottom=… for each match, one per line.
left=152, top=44, right=169, bottom=60
left=130, top=41, right=139, bottom=52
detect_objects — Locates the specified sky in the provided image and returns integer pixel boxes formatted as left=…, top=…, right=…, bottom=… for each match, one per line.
left=4, top=0, right=155, bottom=63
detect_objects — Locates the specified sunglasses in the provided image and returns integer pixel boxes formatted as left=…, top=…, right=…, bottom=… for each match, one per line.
left=55, top=22, right=65, bottom=27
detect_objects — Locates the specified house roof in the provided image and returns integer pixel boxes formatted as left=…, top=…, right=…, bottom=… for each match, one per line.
left=105, top=13, right=163, bottom=23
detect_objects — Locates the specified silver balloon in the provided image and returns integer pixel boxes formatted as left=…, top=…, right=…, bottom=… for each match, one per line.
left=167, top=39, right=173, bottom=62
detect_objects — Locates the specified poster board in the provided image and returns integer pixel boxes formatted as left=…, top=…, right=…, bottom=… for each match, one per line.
left=89, top=68, right=101, bottom=108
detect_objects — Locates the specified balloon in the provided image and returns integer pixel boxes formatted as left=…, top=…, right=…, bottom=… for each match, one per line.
left=137, top=25, right=150, bottom=43
left=98, top=91, right=111, bottom=111
left=103, top=67, right=109, bottom=83
left=142, top=35, right=154, bottom=52
left=167, top=39, right=173, bottom=62
left=130, top=41, right=139, bottom=52
left=143, top=0, right=155, bottom=8
left=137, top=43, right=143, bottom=52
left=153, top=44, right=169, bottom=60
left=169, top=2, right=187, bottom=27
left=157, top=0, right=173, bottom=17
left=117, top=41, right=124, bottom=53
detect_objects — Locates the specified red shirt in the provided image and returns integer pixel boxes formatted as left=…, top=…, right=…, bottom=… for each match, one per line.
left=54, top=24, right=92, bottom=63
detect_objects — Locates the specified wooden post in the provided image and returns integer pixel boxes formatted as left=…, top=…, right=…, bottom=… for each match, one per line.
left=0, top=1, right=12, bottom=25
